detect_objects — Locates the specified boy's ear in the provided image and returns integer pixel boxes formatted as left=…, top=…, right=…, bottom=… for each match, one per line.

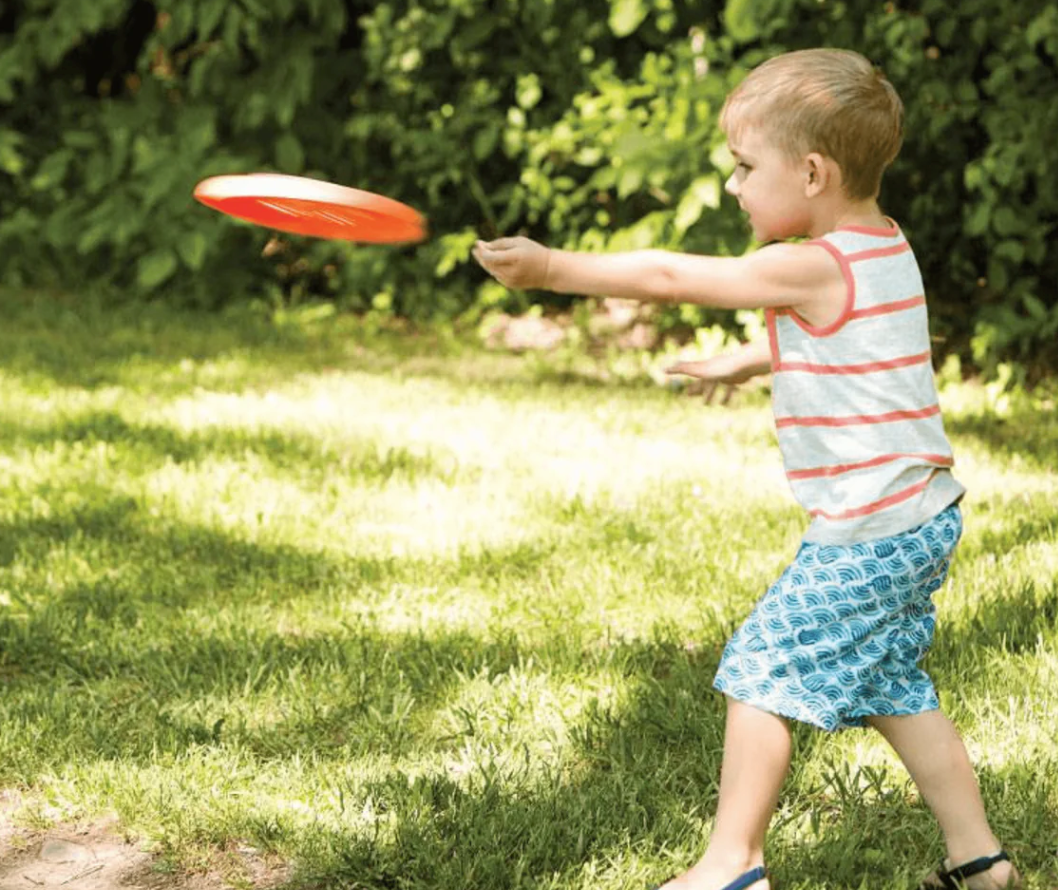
left=803, top=152, right=839, bottom=197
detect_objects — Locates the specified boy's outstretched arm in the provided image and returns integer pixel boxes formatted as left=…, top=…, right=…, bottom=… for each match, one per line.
left=472, top=236, right=843, bottom=317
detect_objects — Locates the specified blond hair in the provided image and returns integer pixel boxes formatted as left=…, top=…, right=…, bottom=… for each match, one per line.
left=719, top=49, right=904, bottom=200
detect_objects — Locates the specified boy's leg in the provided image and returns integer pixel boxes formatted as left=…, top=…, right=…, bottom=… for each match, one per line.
left=663, top=697, right=791, bottom=890
left=868, top=710, right=1020, bottom=888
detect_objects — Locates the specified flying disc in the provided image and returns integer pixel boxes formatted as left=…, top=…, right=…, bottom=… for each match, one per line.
left=193, top=173, right=427, bottom=244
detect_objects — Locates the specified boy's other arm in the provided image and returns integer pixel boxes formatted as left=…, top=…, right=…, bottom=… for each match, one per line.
left=667, top=338, right=772, bottom=384
left=666, top=339, right=772, bottom=405
left=472, top=236, right=845, bottom=318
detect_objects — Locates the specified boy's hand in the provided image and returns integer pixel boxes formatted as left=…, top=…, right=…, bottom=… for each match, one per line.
left=666, top=353, right=759, bottom=385
left=473, top=237, right=551, bottom=290
left=666, top=345, right=771, bottom=405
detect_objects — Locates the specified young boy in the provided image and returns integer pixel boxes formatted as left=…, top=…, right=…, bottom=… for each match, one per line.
left=473, top=49, right=1021, bottom=890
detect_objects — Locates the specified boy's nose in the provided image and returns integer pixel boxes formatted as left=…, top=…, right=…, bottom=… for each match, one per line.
left=724, top=173, right=739, bottom=196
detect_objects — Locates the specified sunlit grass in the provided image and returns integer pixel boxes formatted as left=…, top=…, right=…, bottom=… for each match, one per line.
left=0, top=287, right=1055, bottom=889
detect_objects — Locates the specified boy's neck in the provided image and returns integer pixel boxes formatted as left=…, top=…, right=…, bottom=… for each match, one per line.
left=809, top=197, right=890, bottom=239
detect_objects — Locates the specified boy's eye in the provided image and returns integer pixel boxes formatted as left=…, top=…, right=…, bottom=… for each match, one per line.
left=735, top=161, right=751, bottom=172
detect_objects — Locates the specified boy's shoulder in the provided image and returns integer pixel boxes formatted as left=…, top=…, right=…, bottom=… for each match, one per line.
left=750, top=239, right=848, bottom=288
left=747, top=241, right=848, bottom=324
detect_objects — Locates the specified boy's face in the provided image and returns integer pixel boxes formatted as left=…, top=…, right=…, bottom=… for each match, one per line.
left=724, top=127, right=813, bottom=242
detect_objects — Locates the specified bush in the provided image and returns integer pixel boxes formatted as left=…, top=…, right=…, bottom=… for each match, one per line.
left=0, top=0, right=1055, bottom=378
left=759, top=0, right=1058, bottom=383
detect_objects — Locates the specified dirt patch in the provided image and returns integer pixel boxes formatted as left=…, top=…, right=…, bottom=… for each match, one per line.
left=0, top=793, right=292, bottom=890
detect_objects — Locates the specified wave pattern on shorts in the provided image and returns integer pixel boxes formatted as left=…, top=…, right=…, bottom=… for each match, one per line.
left=714, top=504, right=962, bottom=731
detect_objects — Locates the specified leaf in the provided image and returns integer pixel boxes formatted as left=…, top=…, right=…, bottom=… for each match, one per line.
left=177, top=232, right=209, bottom=271
left=137, top=248, right=179, bottom=289
left=994, top=239, right=1024, bottom=265
left=613, top=129, right=652, bottom=163
left=473, top=124, right=500, bottom=161
left=275, top=132, right=304, bottom=173
left=516, top=74, right=542, bottom=110
left=434, top=229, right=477, bottom=277
left=1026, top=6, right=1058, bottom=48
left=986, top=256, right=1009, bottom=293
left=30, top=149, right=73, bottom=190
left=617, top=165, right=644, bottom=198
left=965, top=203, right=990, bottom=237
left=609, top=210, right=667, bottom=251
left=77, top=222, right=112, bottom=255
left=992, top=206, right=1021, bottom=237
left=1023, top=294, right=1048, bottom=322
left=609, top=0, right=648, bottom=38
left=198, top=0, right=227, bottom=37
left=674, top=175, right=721, bottom=235
left=451, top=15, right=494, bottom=52
left=179, top=107, right=217, bottom=156
left=724, top=0, right=762, bottom=43
left=62, top=131, right=98, bottom=150
left=0, top=130, right=25, bottom=176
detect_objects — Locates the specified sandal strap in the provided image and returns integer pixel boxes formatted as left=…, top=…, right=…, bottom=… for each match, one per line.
left=940, top=851, right=1010, bottom=886
left=723, top=866, right=768, bottom=890
left=933, top=865, right=960, bottom=890
left=648, top=866, right=767, bottom=890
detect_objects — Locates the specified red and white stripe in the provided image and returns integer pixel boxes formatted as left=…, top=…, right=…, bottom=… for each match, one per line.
left=765, top=221, right=964, bottom=542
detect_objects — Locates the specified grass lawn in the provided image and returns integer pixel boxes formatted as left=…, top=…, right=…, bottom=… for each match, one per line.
left=0, top=287, right=1055, bottom=889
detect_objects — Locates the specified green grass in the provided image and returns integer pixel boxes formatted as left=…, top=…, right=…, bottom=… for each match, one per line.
left=0, top=287, right=1055, bottom=889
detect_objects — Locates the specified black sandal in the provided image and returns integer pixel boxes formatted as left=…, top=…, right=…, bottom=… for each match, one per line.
left=922, top=851, right=1013, bottom=890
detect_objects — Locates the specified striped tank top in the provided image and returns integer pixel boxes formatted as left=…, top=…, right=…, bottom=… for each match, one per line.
left=765, top=220, right=965, bottom=544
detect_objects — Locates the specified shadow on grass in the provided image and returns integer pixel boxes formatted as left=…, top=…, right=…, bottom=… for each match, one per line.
left=947, top=412, right=1058, bottom=475
left=0, top=289, right=679, bottom=402
left=0, top=410, right=467, bottom=486
left=2, top=291, right=1053, bottom=887
left=0, top=491, right=567, bottom=761
left=0, top=289, right=298, bottom=389
left=0, top=490, right=553, bottom=619
left=0, top=289, right=497, bottom=394
left=934, top=575, right=1058, bottom=664
left=0, top=385, right=1050, bottom=889
left=963, top=497, right=1058, bottom=557
left=269, top=621, right=1056, bottom=889
left=0, top=494, right=1055, bottom=888
left=267, top=639, right=1057, bottom=890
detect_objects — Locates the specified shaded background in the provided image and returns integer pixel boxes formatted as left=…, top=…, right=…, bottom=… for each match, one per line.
left=0, top=0, right=1055, bottom=381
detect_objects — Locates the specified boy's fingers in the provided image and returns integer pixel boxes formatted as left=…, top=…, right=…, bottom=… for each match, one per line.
left=476, top=237, right=520, bottom=252
left=480, top=255, right=513, bottom=272
left=701, top=383, right=738, bottom=405
left=666, top=361, right=709, bottom=376
left=474, top=245, right=513, bottom=263
left=473, top=244, right=508, bottom=266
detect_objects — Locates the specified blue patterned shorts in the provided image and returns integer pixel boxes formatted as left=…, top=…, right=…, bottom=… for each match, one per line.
left=714, top=504, right=962, bottom=731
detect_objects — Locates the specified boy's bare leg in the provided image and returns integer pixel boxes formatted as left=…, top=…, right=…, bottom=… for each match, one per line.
left=869, top=710, right=1020, bottom=888
left=663, top=698, right=791, bottom=890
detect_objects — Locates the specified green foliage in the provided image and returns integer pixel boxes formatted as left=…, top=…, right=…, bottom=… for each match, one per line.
left=726, top=0, right=1058, bottom=381
left=0, top=0, right=1055, bottom=376
left=511, top=31, right=751, bottom=334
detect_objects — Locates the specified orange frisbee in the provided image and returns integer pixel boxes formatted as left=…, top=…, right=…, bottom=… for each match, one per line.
left=193, top=173, right=427, bottom=244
